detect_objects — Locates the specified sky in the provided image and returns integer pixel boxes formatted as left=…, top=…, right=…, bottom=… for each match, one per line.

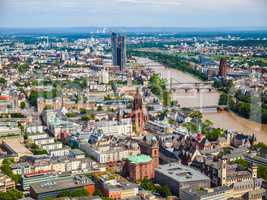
left=0, top=0, right=267, bottom=28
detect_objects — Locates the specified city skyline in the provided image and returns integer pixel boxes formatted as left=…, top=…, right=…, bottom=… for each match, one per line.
left=0, top=0, right=267, bottom=28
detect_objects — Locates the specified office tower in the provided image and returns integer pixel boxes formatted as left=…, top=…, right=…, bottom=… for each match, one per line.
left=112, top=32, right=126, bottom=70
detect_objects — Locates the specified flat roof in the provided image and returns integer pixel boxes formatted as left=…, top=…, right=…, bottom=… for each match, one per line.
left=156, top=163, right=210, bottom=183
left=127, top=154, right=152, bottom=164
left=31, top=175, right=94, bottom=194
left=3, top=139, right=32, bottom=155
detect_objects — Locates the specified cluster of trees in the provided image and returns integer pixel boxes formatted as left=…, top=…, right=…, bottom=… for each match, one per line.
left=29, top=88, right=60, bottom=107
left=79, top=108, right=96, bottom=121
left=81, top=114, right=96, bottom=121
left=258, top=165, right=267, bottom=182
left=183, top=111, right=224, bottom=141
left=0, top=113, right=26, bottom=119
left=58, top=188, right=89, bottom=198
left=0, top=189, right=23, bottom=200
left=66, top=112, right=79, bottom=118
left=93, top=188, right=113, bottom=200
left=232, top=158, right=267, bottom=182
left=16, top=63, right=29, bottom=73
left=1, top=158, right=21, bottom=184
left=141, top=178, right=172, bottom=197
left=148, top=74, right=171, bottom=106
left=234, top=159, right=249, bottom=171
left=129, top=50, right=207, bottom=80
left=28, top=143, right=48, bottom=155
left=216, top=80, right=267, bottom=124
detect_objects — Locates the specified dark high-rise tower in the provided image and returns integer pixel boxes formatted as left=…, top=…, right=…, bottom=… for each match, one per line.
left=112, top=32, right=126, bottom=70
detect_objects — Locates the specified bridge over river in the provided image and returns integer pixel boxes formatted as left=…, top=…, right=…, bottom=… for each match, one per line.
left=136, top=57, right=267, bottom=143
left=135, top=57, right=220, bottom=108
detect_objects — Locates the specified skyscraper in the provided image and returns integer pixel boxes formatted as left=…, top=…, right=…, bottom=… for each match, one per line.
left=112, top=32, right=126, bottom=70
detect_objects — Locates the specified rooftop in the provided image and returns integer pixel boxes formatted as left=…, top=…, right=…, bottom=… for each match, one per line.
left=156, top=163, right=210, bottom=183
left=2, top=139, right=32, bottom=156
left=30, top=175, right=94, bottom=194
left=127, top=154, right=152, bottom=164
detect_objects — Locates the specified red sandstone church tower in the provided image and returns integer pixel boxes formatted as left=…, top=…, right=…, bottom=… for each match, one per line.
left=219, top=58, right=230, bottom=77
left=132, top=89, right=145, bottom=134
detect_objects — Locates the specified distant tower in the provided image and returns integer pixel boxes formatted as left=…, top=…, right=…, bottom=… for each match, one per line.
left=112, top=32, right=126, bottom=70
left=127, top=70, right=133, bottom=86
left=250, top=164, right=258, bottom=179
left=132, top=89, right=145, bottom=134
left=37, top=97, right=45, bottom=113
left=219, top=58, right=230, bottom=77
left=220, top=158, right=227, bottom=186
left=151, top=140, right=159, bottom=169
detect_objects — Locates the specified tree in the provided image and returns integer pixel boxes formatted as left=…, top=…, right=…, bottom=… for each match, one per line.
left=111, top=81, right=117, bottom=93
left=234, top=159, right=249, bottom=171
left=0, top=77, right=7, bottom=85
left=58, top=189, right=88, bottom=198
left=189, top=111, right=202, bottom=119
left=205, top=128, right=223, bottom=141
left=1, top=158, right=21, bottom=184
left=97, top=105, right=103, bottom=111
left=20, top=101, right=26, bottom=109
left=163, top=90, right=171, bottom=106
left=17, top=63, right=29, bottom=73
left=141, top=178, right=156, bottom=192
left=0, top=189, right=23, bottom=200
left=258, top=166, right=267, bottom=181
left=81, top=114, right=95, bottom=121
left=159, top=185, right=172, bottom=197
left=219, top=93, right=228, bottom=105
left=58, top=191, right=71, bottom=197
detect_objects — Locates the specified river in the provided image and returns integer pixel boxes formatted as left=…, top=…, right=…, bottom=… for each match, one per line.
left=136, top=57, right=267, bottom=143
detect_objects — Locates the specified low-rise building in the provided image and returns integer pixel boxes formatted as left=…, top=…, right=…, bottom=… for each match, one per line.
left=28, top=133, right=49, bottom=141
left=94, top=172, right=138, bottom=199
left=1, top=139, right=32, bottom=160
left=0, top=173, right=15, bottom=192
left=29, top=175, right=95, bottom=200
left=124, top=154, right=154, bottom=182
left=145, top=120, right=171, bottom=134
left=34, top=137, right=55, bottom=146
left=41, top=142, right=63, bottom=151
left=48, top=147, right=70, bottom=157
left=13, top=155, right=99, bottom=177
left=80, top=136, right=140, bottom=164
left=96, top=118, right=132, bottom=137
left=155, top=163, right=210, bottom=197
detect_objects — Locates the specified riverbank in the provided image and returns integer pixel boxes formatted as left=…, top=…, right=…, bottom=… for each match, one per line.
left=136, top=57, right=220, bottom=108
left=204, top=111, right=267, bottom=144
left=135, top=57, right=267, bottom=143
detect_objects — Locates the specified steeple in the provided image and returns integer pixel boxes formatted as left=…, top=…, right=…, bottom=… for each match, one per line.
left=132, top=88, right=145, bottom=134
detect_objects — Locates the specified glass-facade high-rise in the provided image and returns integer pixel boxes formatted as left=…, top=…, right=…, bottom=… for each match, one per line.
left=112, top=32, right=126, bottom=70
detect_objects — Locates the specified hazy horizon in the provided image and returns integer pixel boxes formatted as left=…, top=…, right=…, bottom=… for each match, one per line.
left=0, top=0, right=267, bottom=28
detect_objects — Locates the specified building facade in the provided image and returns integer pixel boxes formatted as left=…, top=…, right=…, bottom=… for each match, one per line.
left=112, top=32, right=126, bottom=70
left=125, top=154, right=154, bottom=182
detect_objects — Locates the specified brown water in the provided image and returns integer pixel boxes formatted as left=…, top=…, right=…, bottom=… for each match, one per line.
left=204, top=111, right=267, bottom=143
left=137, top=57, right=220, bottom=108
left=136, top=57, right=267, bottom=143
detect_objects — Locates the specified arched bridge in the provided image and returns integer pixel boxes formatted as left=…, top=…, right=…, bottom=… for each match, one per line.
left=169, top=79, right=216, bottom=93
